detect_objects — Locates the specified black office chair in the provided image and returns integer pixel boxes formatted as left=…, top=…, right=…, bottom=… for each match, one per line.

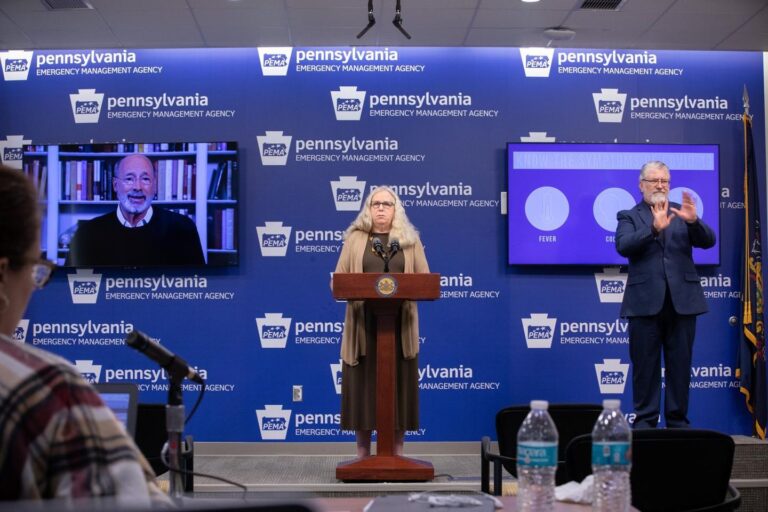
left=481, top=403, right=603, bottom=495
left=565, top=428, right=741, bottom=512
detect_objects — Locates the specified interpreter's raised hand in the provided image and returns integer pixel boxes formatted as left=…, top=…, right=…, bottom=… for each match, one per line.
left=669, top=190, right=698, bottom=224
left=652, top=199, right=674, bottom=232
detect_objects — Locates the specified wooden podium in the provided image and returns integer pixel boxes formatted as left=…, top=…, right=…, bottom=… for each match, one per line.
left=332, top=272, right=440, bottom=482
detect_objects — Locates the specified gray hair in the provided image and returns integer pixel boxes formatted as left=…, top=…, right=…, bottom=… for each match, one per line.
left=639, top=161, right=670, bottom=182
left=344, top=185, right=420, bottom=247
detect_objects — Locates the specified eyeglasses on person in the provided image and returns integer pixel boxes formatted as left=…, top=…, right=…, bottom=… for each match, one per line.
left=641, top=178, right=670, bottom=186
left=117, top=175, right=153, bottom=187
left=30, top=259, right=56, bottom=289
left=371, top=200, right=395, bottom=209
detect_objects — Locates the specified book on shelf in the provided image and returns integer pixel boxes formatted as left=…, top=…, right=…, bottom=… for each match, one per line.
left=22, top=159, right=48, bottom=199
left=208, top=208, right=236, bottom=250
left=207, top=160, right=237, bottom=200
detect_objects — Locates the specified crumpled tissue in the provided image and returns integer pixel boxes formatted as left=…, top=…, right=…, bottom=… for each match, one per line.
left=555, top=475, right=594, bottom=504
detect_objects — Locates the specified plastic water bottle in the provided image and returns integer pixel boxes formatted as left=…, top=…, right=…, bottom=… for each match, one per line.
left=516, top=400, right=558, bottom=512
left=591, top=399, right=632, bottom=512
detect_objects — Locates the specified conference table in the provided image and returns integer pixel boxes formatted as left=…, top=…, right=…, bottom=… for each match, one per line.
left=318, top=496, right=639, bottom=512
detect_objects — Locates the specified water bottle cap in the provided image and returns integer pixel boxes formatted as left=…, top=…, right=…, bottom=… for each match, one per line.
left=603, top=399, right=621, bottom=409
left=530, top=400, right=549, bottom=410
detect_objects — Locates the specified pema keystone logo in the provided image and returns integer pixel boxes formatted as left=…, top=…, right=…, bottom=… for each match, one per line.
left=331, top=86, right=366, bottom=121
left=592, top=88, right=627, bottom=123
left=257, top=47, right=292, bottom=76
left=595, top=358, right=629, bottom=394
left=74, top=359, right=103, bottom=383
left=256, top=404, right=292, bottom=440
left=0, top=135, right=31, bottom=169
left=520, top=48, right=555, bottom=78
left=256, top=313, right=292, bottom=349
left=521, top=313, right=557, bottom=349
left=331, top=359, right=343, bottom=395
left=257, top=131, right=292, bottom=166
left=331, top=176, right=366, bottom=211
left=594, top=267, right=627, bottom=303
left=67, top=269, right=102, bottom=304
left=0, top=50, right=33, bottom=81
left=256, top=222, right=292, bottom=257
left=14, top=319, right=30, bottom=343
left=69, top=89, right=104, bottom=124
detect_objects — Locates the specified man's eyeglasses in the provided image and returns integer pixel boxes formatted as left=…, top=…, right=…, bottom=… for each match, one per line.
left=371, top=201, right=395, bottom=209
left=642, top=178, right=670, bottom=186
left=30, top=259, right=56, bottom=289
left=117, top=175, right=153, bottom=187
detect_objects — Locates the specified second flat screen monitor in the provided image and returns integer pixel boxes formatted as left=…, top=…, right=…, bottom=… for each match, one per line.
left=507, top=142, right=720, bottom=266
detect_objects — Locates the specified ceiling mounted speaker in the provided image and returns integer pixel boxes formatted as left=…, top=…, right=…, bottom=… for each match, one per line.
left=41, top=0, right=93, bottom=10
left=543, top=27, right=576, bottom=41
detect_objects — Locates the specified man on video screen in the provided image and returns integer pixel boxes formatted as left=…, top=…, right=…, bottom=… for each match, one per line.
left=66, top=154, right=205, bottom=267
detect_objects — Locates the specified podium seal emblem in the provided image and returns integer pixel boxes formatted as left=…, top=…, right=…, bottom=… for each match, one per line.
left=375, top=275, right=398, bottom=297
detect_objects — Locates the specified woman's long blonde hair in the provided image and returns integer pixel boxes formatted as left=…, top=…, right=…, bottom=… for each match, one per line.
left=344, top=186, right=419, bottom=247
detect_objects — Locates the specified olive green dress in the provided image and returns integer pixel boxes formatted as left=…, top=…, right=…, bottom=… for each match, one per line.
left=340, top=233, right=420, bottom=431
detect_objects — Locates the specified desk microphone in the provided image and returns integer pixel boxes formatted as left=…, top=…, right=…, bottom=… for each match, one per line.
left=125, top=330, right=204, bottom=384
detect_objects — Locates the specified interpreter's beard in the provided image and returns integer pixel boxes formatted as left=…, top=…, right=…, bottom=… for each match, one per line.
left=649, top=192, right=667, bottom=205
left=118, top=192, right=151, bottom=215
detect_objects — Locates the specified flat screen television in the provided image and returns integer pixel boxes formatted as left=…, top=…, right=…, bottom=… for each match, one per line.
left=22, top=140, right=239, bottom=267
left=506, top=142, right=720, bottom=265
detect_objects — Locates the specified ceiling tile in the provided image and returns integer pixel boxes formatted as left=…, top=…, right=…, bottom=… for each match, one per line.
left=465, top=27, right=554, bottom=46
left=479, top=0, right=580, bottom=10
left=102, top=9, right=203, bottom=44
left=473, top=8, right=571, bottom=28
left=191, top=0, right=285, bottom=8
left=396, top=8, right=477, bottom=28
left=204, top=26, right=291, bottom=46
left=89, top=0, right=190, bottom=11
left=0, top=12, right=32, bottom=48
left=564, top=10, right=660, bottom=31
left=668, top=0, right=767, bottom=15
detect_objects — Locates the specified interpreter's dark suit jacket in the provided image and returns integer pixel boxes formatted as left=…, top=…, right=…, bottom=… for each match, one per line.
left=615, top=201, right=716, bottom=318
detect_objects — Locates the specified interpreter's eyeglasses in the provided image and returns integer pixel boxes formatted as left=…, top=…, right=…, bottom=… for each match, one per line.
left=371, top=201, right=395, bottom=209
left=641, top=178, right=670, bottom=186
left=117, top=175, right=153, bottom=187
left=30, top=259, right=56, bottom=289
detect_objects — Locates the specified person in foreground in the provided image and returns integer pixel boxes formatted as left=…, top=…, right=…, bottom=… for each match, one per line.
left=615, top=161, right=716, bottom=429
left=334, top=186, right=429, bottom=457
left=66, top=153, right=204, bottom=267
left=0, top=165, right=168, bottom=503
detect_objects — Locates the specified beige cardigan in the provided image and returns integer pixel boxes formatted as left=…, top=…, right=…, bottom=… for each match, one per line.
left=334, top=229, right=430, bottom=366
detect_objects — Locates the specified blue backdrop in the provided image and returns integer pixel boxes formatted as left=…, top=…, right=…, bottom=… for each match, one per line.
left=0, top=46, right=765, bottom=442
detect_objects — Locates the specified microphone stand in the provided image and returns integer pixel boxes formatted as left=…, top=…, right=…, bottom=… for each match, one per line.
left=165, top=364, right=190, bottom=498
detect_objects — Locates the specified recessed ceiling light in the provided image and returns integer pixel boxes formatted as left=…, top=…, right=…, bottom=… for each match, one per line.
left=521, top=0, right=541, bottom=3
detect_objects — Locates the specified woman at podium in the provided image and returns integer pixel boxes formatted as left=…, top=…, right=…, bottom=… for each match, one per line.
left=334, top=186, right=430, bottom=458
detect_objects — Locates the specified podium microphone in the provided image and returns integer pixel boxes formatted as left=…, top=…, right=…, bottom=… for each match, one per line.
left=125, top=330, right=204, bottom=384
left=372, top=237, right=385, bottom=258
left=389, top=239, right=400, bottom=260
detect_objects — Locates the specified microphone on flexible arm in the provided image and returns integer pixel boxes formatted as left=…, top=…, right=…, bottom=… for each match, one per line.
left=125, top=330, right=204, bottom=384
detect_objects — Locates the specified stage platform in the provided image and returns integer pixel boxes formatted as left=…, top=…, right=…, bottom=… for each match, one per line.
left=181, top=438, right=767, bottom=510
left=191, top=442, right=483, bottom=495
